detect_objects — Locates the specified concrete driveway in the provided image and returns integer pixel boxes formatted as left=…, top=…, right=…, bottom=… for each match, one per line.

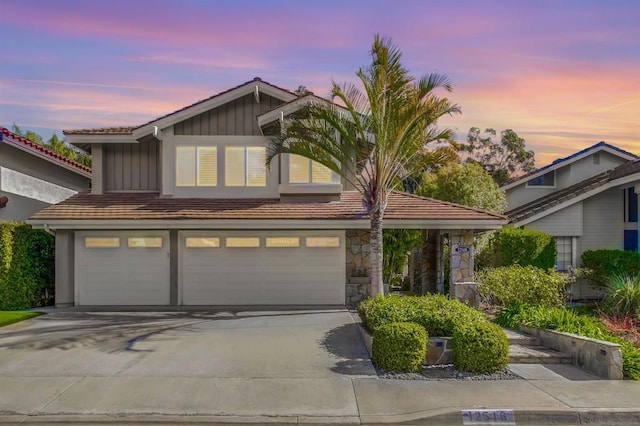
left=0, top=308, right=376, bottom=378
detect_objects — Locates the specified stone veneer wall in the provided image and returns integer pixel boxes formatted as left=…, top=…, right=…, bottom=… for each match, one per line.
left=345, top=230, right=371, bottom=306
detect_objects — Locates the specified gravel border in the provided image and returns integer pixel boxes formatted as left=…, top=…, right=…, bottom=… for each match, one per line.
left=376, top=364, right=522, bottom=381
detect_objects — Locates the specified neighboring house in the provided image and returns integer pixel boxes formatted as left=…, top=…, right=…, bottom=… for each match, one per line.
left=502, top=142, right=640, bottom=296
left=0, top=127, right=91, bottom=222
left=28, top=78, right=505, bottom=307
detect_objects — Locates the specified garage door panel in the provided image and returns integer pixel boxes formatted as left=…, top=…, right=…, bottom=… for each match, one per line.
left=76, top=232, right=170, bottom=306
left=181, top=232, right=345, bottom=305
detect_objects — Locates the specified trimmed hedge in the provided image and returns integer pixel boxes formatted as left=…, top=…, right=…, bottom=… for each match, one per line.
left=372, top=322, right=427, bottom=372
left=358, top=294, right=486, bottom=337
left=495, top=303, right=640, bottom=380
left=581, top=250, right=640, bottom=286
left=452, top=321, right=509, bottom=373
left=476, top=265, right=567, bottom=307
left=482, top=228, right=556, bottom=269
left=0, top=222, right=54, bottom=310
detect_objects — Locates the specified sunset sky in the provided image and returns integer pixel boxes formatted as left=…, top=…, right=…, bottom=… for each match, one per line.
left=1, top=0, right=639, bottom=166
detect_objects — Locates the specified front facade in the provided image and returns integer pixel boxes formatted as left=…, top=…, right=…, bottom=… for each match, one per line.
left=29, top=78, right=504, bottom=307
left=0, top=127, right=91, bottom=221
left=503, top=142, right=640, bottom=296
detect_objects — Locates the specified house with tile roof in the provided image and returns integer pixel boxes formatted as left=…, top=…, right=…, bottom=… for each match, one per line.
left=502, top=142, right=640, bottom=298
left=0, top=127, right=91, bottom=222
left=28, top=78, right=505, bottom=307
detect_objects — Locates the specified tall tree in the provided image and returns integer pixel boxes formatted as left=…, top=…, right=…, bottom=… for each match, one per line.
left=10, top=124, right=91, bottom=167
left=417, top=162, right=506, bottom=214
left=460, top=127, right=535, bottom=186
left=266, top=35, right=460, bottom=296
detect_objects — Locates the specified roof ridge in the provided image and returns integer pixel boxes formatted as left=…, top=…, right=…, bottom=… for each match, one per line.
left=0, top=127, right=91, bottom=174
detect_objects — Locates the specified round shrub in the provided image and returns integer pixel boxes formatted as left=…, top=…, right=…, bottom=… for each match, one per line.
left=452, top=321, right=509, bottom=373
left=372, top=322, right=427, bottom=372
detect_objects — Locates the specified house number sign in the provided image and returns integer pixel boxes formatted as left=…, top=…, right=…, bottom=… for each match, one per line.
left=454, top=246, right=470, bottom=253
left=462, top=409, right=515, bottom=425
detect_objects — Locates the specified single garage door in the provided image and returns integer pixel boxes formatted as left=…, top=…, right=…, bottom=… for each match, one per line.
left=180, top=231, right=345, bottom=305
left=75, top=231, right=170, bottom=305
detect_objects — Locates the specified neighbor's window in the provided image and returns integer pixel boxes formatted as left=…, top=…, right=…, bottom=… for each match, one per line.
left=128, top=237, right=163, bottom=248
left=266, top=237, right=300, bottom=247
left=555, top=236, right=573, bottom=271
left=527, top=170, right=555, bottom=187
left=176, top=146, right=217, bottom=187
left=305, top=236, right=340, bottom=248
left=624, top=187, right=638, bottom=223
left=226, top=237, right=261, bottom=248
left=225, top=147, right=266, bottom=187
left=289, top=154, right=339, bottom=184
left=85, top=237, right=120, bottom=248
left=185, top=237, right=220, bottom=248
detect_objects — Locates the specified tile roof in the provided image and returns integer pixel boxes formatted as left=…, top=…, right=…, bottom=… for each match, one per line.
left=29, top=190, right=504, bottom=223
left=63, top=127, right=135, bottom=135
left=0, top=127, right=92, bottom=174
left=502, top=141, right=638, bottom=188
left=506, top=159, right=640, bottom=224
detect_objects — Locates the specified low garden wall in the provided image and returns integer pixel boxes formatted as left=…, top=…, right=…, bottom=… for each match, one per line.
left=520, top=324, right=623, bottom=380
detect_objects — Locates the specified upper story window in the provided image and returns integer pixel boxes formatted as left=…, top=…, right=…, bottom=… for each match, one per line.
left=624, top=187, right=638, bottom=223
left=225, top=147, right=266, bottom=187
left=289, top=154, right=340, bottom=184
left=176, top=146, right=217, bottom=187
left=527, top=171, right=555, bottom=187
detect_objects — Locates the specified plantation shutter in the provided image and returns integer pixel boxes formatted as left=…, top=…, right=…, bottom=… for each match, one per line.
left=289, top=154, right=310, bottom=183
left=312, top=161, right=333, bottom=183
left=225, top=147, right=245, bottom=186
left=176, top=146, right=196, bottom=186
left=197, top=147, right=217, bottom=186
left=246, top=147, right=266, bottom=186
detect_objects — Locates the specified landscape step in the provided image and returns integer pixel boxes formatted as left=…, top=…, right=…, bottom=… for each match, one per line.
left=503, top=328, right=541, bottom=346
left=509, top=344, right=573, bottom=364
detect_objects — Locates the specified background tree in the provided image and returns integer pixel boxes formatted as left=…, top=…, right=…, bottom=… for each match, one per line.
left=417, top=162, right=506, bottom=214
left=267, top=35, right=460, bottom=297
left=10, top=124, right=91, bottom=167
left=459, top=127, right=535, bottom=186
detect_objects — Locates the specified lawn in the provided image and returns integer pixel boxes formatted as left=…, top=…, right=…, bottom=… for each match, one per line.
left=0, top=311, right=44, bottom=328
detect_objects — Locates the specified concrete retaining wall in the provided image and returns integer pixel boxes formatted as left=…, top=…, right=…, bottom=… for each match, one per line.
left=519, top=324, right=623, bottom=380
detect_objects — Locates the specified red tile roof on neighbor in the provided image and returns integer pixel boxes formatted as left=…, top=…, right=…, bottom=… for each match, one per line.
left=0, top=127, right=92, bottom=174
left=29, top=190, right=505, bottom=223
left=63, top=78, right=298, bottom=136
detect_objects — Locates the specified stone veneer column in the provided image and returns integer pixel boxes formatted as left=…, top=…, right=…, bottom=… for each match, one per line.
left=449, top=230, right=477, bottom=305
left=345, top=230, right=371, bottom=306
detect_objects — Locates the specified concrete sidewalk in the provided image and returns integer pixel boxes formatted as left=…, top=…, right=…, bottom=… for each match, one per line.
left=2, top=366, right=640, bottom=425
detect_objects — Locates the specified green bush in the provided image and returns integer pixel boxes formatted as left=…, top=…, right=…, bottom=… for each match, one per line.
left=603, top=274, right=640, bottom=318
left=495, top=303, right=640, bottom=380
left=482, top=228, right=556, bottom=269
left=476, top=265, right=567, bottom=307
left=582, top=250, right=640, bottom=286
left=452, top=321, right=509, bottom=373
left=0, top=222, right=54, bottom=310
left=358, top=294, right=486, bottom=336
left=372, top=322, right=427, bottom=372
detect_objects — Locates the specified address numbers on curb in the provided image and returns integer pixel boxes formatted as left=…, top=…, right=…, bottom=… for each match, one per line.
left=462, top=409, right=515, bottom=425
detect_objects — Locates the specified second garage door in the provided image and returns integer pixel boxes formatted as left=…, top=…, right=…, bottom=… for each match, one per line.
left=180, top=231, right=345, bottom=305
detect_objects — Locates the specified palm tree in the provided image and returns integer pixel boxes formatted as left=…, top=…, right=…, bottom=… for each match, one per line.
left=266, top=35, right=460, bottom=297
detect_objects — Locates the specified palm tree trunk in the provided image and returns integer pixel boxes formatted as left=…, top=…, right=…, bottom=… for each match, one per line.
left=369, top=208, right=385, bottom=297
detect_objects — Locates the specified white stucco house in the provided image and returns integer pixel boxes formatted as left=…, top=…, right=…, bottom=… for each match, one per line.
left=0, top=127, right=91, bottom=222
left=28, top=78, right=505, bottom=307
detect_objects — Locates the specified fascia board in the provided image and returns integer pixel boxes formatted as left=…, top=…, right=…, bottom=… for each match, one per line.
left=28, top=218, right=506, bottom=231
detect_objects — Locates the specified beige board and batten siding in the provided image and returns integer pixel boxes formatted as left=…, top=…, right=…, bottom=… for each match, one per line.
left=524, top=202, right=583, bottom=236
left=75, top=231, right=170, bottom=305
left=179, top=230, right=345, bottom=305
left=104, top=138, right=160, bottom=192
left=174, top=93, right=285, bottom=136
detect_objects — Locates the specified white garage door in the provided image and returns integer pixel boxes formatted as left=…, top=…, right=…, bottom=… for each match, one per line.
left=180, top=231, right=345, bottom=305
left=75, top=231, right=170, bottom=305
